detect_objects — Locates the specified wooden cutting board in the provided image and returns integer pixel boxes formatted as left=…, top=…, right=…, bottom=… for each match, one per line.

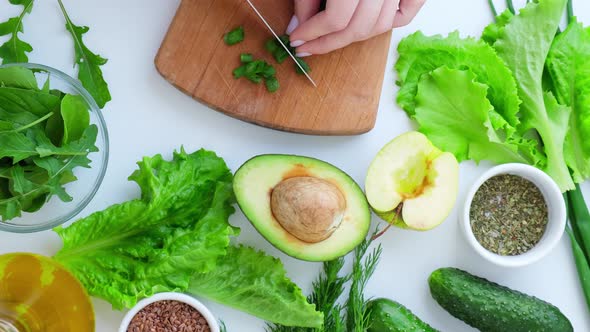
left=155, top=0, right=392, bottom=135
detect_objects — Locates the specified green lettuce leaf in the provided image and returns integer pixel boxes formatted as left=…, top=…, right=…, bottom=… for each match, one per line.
left=0, top=0, right=34, bottom=64
left=53, top=149, right=237, bottom=309
left=189, top=245, right=323, bottom=328
left=414, top=67, right=532, bottom=164
left=481, top=9, right=513, bottom=45
left=396, top=31, right=521, bottom=127
left=545, top=19, right=590, bottom=183
left=486, top=0, right=572, bottom=191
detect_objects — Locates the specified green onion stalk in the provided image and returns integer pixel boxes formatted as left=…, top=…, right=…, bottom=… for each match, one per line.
left=561, top=0, right=590, bottom=314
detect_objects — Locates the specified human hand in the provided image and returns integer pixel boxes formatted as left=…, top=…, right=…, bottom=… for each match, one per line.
left=287, top=0, right=426, bottom=57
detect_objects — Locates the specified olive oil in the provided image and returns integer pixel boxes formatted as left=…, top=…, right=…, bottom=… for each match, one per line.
left=0, top=254, right=94, bottom=332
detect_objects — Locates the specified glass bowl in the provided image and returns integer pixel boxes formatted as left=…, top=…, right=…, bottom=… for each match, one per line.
left=0, top=63, right=109, bottom=233
left=0, top=253, right=95, bottom=332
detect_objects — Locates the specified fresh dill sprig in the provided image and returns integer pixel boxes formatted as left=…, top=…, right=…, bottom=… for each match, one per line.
left=266, top=230, right=382, bottom=332
left=345, top=235, right=383, bottom=332
left=310, top=258, right=349, bottom=332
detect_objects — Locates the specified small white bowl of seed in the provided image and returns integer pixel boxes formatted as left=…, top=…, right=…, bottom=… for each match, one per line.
left=461, top=163, right=567, bottom=267
left=119, top=292, right=219, bottom=332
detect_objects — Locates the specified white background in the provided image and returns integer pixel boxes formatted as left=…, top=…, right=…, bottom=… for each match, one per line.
left=1, top=0, right=589, bottom=331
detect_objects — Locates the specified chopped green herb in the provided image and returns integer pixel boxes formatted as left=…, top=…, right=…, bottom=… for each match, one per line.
left=295, top=58, right=311, bottom=75
left=247, top=74, right=262, bottom=84
left=470, top=174, right=548, bottom=256
left=233, top=57, right=278, bottom=92
left=240, top=53, right=253, bottom=63
left=261, top=65, right=275, bottom=78
left=265, top=39, right=279, bottom=53
left=233, top=66, right=247, bottom=79
left=266, top=34, right=312, bottom=73
left=224, top=26, right=244, bottom=45
left=265, top=77, right=279, bottom=93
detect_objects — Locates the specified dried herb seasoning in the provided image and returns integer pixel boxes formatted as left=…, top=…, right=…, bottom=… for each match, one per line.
left=470, top=174, right=548, bottom=256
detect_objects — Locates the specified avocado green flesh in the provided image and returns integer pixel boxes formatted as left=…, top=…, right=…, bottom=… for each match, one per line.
left=429, top=268, right=573, bottom=332
left=233, top=154, right=371, bottom=262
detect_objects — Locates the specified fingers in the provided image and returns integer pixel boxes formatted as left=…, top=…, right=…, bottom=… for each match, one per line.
left=293, top=0, right=321, bottom=25
left=295, top=0, right=384, bottom=55
left=372, top=0, right=398, bottom=36
left=289, top=0, right=360, bottom=45
left=393, top=0, right=426, bottom=28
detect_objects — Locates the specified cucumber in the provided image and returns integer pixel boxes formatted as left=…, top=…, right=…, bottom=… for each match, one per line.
left=429, top=267, right=573, bottom=332
left=367, top=298, right=439, bottom=332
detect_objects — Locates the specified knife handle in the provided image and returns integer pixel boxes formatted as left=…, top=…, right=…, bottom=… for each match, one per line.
left=319, top=0, right=327, bottom=11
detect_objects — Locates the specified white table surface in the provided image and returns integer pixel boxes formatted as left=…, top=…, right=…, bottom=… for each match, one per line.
left=1, top=0, right=589, bottom=331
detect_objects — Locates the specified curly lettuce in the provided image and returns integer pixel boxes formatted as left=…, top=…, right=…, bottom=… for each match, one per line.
left=487, top=0, right=571, bottom=191
left=545, top=19, right=590, bottom=183
left=397, top=31, right=521, bottom=127
left=53, top=149, right=237, bottom=309
left=414, top=67, right=532, bottom=164
left=395, top=0, right=577, bottom=192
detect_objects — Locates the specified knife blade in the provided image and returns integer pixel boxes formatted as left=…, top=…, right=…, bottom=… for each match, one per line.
left=244, top=0, right=318, bottom=88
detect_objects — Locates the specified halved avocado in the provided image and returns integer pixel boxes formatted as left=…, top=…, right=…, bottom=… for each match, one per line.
left=234, top=154, right=371, bottom=262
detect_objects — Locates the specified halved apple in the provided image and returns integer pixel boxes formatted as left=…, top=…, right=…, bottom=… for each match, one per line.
left=365, top=131, right=459, bottom=230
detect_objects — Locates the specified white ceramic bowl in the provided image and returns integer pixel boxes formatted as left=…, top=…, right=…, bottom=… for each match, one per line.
left=119, top=292, right=219, bottom=332
left=461, top=163, right=566, bottom=267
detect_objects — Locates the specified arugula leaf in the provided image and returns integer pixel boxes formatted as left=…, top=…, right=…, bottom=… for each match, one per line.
left=59, top=94, right=90, bottom=144
left=0, top=126, right=97, bottom=219
left=0, top=66, right=38, bottom=89
left=0, top=67, right=98, bottom=221
left=414, top=67, right=535, bottom=165
left=0, top=0, right=34, bottom=64
left=53, top=149, right=237, bottom=309
left=0, top=131, right=36, bottom=162
left=189, top=245, right=323, bottom=328
left=545, top=19, right=590, bottom=183
left=6, top=164, right=48, bottom=213
left=486, top=0, right=572, bottom=191
left=57, top=0, right=111, bottom=108
left=0, top=86, right=60, bottom=117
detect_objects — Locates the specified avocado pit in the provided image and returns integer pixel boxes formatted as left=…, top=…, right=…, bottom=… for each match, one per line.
left=271, top=176, right=346, bottom=243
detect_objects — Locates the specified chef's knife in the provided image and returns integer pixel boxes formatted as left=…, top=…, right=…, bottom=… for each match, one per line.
left=244, top=0, right=318, bottom=87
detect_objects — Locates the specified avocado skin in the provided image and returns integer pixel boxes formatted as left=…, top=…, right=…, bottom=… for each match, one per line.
left=429, top=268, right=573, bottom=332
left=367, top=298, right=439, bottom=332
